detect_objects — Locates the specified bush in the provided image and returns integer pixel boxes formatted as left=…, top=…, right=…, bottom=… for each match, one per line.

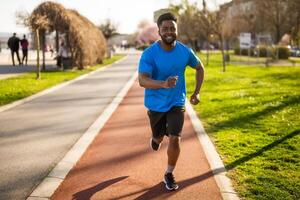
left=234, top=47, right=255, bottom=56
left=275, top=46, right=290, bottom=59
left=255, top=46, right=268, bottom=57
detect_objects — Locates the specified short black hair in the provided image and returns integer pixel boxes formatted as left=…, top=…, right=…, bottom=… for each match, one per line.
left=157, top=12, right=177, bottom=27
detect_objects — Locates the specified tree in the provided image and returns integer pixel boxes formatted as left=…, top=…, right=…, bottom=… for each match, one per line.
left=16, top=10, right=46, bottom=79
left=169, top=0, right=206, bottom=51
left=288, top=0, right=300, bottom=47
left=136, top=24, right=159, bottom=45
left=98, top=19, right=118, bottom=39
left=210, top=11, right=227, bottom=72
left=169, top=0, right=227, bottom=70
left=254, top=0, right=293, bottom=43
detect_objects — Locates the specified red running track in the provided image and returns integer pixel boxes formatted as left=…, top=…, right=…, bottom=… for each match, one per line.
left=51, top=80, right=222, bottom=200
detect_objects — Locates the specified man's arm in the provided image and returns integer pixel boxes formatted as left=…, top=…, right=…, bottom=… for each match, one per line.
left=138, top=73, right=178, bottom=89
left=190, top=62, right=205, bottom=105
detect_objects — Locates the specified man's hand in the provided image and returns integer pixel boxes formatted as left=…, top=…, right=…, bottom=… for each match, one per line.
left=190, top=93, right=200, bottom=105
left=163, top=76, right=178, bottom=88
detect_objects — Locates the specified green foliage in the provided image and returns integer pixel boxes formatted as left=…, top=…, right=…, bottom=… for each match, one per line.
left=234, top=47, right=255, bottom=56
left=186, top=52, right=300, bottom=200
left=255, top=46, right=270, bottom=57
left=275, top=46, right=290, bottom=59
left=234, top=46, right=291, bottom=60
left=98, top=18, right=118, bottom=39
left=0, top=55, right=124, bottom=106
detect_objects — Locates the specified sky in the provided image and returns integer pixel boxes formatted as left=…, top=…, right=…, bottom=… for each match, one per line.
left=0, top=0, right=231, bottom=34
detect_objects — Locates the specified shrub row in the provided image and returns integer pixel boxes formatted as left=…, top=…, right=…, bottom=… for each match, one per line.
left=234, top=46, right=290, bottom=59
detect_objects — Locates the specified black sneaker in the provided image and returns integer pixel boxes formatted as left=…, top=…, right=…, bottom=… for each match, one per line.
left=150, top=138, right=160, bottom=151
left=163, top=173, right=179, bottom=190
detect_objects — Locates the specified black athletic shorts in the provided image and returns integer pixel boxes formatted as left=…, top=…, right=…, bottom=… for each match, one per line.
left=147, top=106, right=185, bottom=138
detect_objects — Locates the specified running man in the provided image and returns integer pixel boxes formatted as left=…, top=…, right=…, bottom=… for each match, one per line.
left=138, top=12, right=205, bottom=191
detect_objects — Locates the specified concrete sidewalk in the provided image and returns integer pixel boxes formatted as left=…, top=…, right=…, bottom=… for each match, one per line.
left=0, top=49, right=57, bottom=80
left=47, top=80, right=235, bottom=200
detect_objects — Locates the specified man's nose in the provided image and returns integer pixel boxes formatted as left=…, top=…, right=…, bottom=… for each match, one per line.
left=165, top=29, right=174, bottom=34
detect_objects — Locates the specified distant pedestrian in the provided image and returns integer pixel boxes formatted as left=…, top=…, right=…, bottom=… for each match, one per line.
left=138, top=12, right=205, bottom=191
left=49, top=45, right=54, bottom=57
left=7, top=33, right=21, bottom=66
left=57, top=42, right=68, bottom=68
left=20, top=34, right=29, bottom=65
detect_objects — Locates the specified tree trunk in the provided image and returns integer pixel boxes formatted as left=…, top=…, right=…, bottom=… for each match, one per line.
left=42, top=31, right=46, bottom=71
left=275, top=23, right=281, bottom=44
left=36, top=29, right=41, bottom=80
left=206, top=44, right=209, bottom=66
left=55, top=30, right=59, bottom=53
left=206, top=33, right=210, bottom=66
left=219, top=35, right=226, bottom=72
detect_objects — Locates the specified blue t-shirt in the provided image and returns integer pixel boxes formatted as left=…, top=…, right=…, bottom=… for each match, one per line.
left=138, top=41, right=201, bottom=112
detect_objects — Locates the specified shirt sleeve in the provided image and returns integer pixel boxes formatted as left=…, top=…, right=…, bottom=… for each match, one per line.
left=187, top=48, right=201, bottom=68
left=138, top=51, right=153, bottom=76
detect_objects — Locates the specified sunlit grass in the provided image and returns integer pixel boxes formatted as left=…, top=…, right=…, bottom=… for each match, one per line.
left=0, top=55, right=125, bottom=106
left=186, top=52, right=300, bottom=200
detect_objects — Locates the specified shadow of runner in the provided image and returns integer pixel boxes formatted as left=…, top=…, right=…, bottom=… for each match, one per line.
left=134, top=171, right=215, bottom=200
left=209, top=96, right=300, bottom=132
left=72, top=176, right=129, bottom=200
left=225, top=129, right=300, bottom=170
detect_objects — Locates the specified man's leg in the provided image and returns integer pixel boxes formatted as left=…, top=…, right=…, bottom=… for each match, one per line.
left=25, top=50, right=28, bottom=65
left=163, top=106, right=185, bottom=190
left=167, top=135, right=180, bottom=169
left=11, top=50, right=15, bottom=66
left=16, top=50, right=21, bottom=65
left=163, top=135, right=180, bottom=190
left=147, top=110, right=166, bottom=151
left=22, top=49, right=25, bottom=64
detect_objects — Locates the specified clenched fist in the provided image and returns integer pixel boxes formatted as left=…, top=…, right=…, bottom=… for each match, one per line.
left=163, top=76, right=178, bottom=88
left=190, top=93, right=200, bottom=105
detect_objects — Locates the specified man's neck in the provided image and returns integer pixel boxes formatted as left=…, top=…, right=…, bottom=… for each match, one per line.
left=159, top=40, right=176, bottom=51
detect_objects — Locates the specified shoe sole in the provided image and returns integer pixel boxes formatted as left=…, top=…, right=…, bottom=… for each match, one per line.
left=163, top=178, right=179, bottom=191
left=150, top=138, right=160, bottom=151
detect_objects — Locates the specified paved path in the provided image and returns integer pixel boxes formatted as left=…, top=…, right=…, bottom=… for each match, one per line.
left=51, top=81, right=222, bottom=200
left=0, top=50, right=56, bottom=80
left=0, top=55, right=138, bottom=200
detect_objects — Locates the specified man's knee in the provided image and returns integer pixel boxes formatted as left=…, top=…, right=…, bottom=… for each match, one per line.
left=169, top=136, right=180, bottom=148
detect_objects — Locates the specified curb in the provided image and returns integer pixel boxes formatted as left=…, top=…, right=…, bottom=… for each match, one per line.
left=26, top=70, right=138, bottom=199
left=186, top=101, right=240, bottom=200
left=0, top=55, right=128, bottom=114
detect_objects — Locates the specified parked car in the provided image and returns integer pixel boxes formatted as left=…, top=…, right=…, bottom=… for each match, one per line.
left=289, top=47, right=300, bottom=57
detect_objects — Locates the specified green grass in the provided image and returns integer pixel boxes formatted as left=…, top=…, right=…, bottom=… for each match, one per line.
left=186, top=53, right=300, bottom=200
left=0, top=55, right=125, bottom=106
left=202, top=50, right=300, bottom=65
left=289, top=57, right=300, bottom=64
left=230, top=54, right=267, bottom=63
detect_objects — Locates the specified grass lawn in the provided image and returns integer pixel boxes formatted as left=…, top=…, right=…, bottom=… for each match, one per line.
left=186, top=53, right=300, bottom=200
left=0, top=54, right=125, bottom=106
left=289, top=57, right=300, bottom=64
left=203, top=50, right=300, bottom=65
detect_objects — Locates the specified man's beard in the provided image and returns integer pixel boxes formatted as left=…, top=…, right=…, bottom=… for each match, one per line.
left=161, top=35, right=176, bottom=45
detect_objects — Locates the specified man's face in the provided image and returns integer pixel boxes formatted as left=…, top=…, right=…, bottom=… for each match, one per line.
left=158, top=20, right=177, bottom=45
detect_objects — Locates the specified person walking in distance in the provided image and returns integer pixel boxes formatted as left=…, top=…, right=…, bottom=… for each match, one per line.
left=57, top=42, right=68, bottom=69
left=7, top=33, right=21, bottom=66
left=20, top=34, right=29, bottom=65
left=138, top=12, right=204, bottom=191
